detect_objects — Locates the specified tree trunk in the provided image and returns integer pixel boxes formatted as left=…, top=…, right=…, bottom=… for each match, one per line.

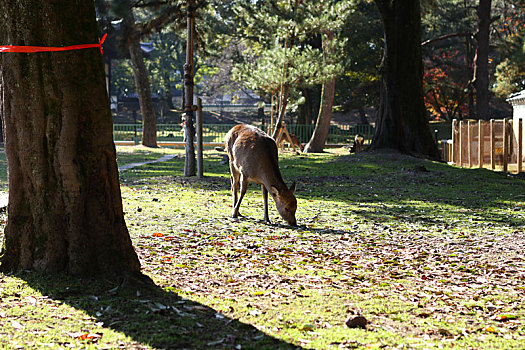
left=124, top=15, right=158, bottom=148
left=184, top=0, right=196, bottom=177
left=472, top=0, right=491, bottom=120
left=0, top=0, right=142, bottom=279
left=271, top=85, right=290, bottom=139
left=372, top=0, right=440, bottom=160
left=304, top=77, right=336, bottom=153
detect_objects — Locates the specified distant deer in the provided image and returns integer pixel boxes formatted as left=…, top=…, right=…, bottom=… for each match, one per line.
left=225, top=124, right=297, bottom=226
left=277, top=133, right=304, bottom=152
left=350, top=134, right=364, bottom=153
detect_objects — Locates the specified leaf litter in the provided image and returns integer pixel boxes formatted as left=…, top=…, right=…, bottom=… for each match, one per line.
left=0, top=148, right=523, bottom=348
left=117, top=149, right=525, bottom=348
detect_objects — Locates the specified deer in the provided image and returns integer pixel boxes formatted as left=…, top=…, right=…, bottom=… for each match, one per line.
left=225, top=124, right=297, bottom=226
left=276, top=132, right=304, bottom=152
left=350, top=134, right=364, bottom=153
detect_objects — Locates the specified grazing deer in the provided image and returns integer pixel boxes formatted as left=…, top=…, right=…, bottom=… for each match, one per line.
left=350, top=134, right=364, bottom=153
left=225, top=124, right=297, bottom=226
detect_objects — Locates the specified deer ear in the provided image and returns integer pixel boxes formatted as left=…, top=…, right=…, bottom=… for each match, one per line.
left=290, top=182, right=296, bottom=194
left=270, top=185, right=280, bottom=196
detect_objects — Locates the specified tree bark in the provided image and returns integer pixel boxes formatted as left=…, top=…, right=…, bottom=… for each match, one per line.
left=304, top=78, right=336, bottom=153
left=0, top=0, right=142, bottom=279
left=472, top=0, right=492, bottom=120
left=271, top=85, right=290, bottom=139
left=304, top=30, right=336, bottom=153
left=124, top=15, right=158, bottom=147
left=372, top=0, right=440, bottom=160
left=184, top=0, right=196, bottom=177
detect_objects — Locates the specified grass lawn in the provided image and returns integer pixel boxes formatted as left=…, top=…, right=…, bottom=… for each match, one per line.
left=0, top=145, right=524, bottom=349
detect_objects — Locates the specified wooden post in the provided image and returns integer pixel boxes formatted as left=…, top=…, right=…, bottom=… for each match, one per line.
left=518, top=118, right=523, bottom=173
left=503, top=118, right=509, bottom=173
left=467, top=120, right=473, bottom=168
left=490, top=119, right=495, bottom=170
left=478, top=120, right=484, bottom=168
left=459, top=120, right=464, bottom=166
left=196, top=97, right=203, bottom=178
left=452, top=119, right=458, bottom=165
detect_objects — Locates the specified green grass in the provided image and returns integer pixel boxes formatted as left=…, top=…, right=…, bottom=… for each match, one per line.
left=0, top=150, right=7, bottom=191
left=1, top=146, right=525, bottom=349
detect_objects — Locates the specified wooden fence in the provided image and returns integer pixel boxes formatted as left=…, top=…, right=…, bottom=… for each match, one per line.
left=442, top=118, right=524, bottom=173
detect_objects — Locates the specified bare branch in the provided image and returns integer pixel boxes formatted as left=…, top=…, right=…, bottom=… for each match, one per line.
left=421, top=32, right=472, bottom=47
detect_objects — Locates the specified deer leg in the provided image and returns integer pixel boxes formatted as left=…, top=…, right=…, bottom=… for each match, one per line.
left=262, top=185, right=271, bottom=224
left=230, top=166, right=241, bottom=218
left=233, top=174, right=248, bottom=218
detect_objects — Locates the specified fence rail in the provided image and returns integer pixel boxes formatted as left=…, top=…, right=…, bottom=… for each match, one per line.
left=113, top=123, right=377, bottom=146
left=441, top=118, right=524, bottom=173
left=113, top=122, right=452, bottom=149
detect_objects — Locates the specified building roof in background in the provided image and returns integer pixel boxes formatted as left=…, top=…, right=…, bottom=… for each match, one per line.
left=507, top=90, right=525, bottom=106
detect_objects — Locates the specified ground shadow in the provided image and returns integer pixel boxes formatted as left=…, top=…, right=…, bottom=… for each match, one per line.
left=19, top=272, right=300, bottom=350
left=282, top=150, right=525, bottom=228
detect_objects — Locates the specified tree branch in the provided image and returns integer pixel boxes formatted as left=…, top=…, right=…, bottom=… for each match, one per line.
left=421, top=32, right=472, bottom=47
left=137, top=4, right=184, bottom=37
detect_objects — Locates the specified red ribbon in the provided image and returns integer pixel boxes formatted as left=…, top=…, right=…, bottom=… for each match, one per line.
left=0, top=33, right=107, bottom=54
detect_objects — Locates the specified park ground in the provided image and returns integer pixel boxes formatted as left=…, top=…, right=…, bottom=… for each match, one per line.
left=0, top=146, right=524, bottom=349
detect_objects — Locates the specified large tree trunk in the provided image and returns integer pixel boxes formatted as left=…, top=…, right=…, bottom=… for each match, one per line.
left=372, top=0, right=440, bottom=160
left=371, top=0, right=440, bottom=159
left=124, top=15, right=158, bottom=148
left=304, top=77, right=336, bottom=153
left=472, top=0, right=492, bottom=120
left=0, top=0, right=142, bottom=279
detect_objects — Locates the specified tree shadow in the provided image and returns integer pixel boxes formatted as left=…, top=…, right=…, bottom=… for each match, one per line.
left=19, top=272, right=300, bottom=350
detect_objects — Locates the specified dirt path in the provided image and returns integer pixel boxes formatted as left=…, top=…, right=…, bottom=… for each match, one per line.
left=0, top=153, right=179, bottom=209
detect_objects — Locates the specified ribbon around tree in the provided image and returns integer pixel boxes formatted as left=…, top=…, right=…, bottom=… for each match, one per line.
left=0, top=34, right=107, bottom=54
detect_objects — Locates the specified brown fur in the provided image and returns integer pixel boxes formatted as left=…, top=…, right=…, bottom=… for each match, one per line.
left=350, top=134, right=364, bottom=153
left=225, top=124, right=297, bottom=226
left=277, top=133, right=304, bottom=152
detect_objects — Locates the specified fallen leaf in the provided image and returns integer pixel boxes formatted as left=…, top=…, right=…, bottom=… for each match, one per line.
left=494, top=314, right=518, bottom=322
left=301, top=324, right=315, bottom=332
left=484, top=326, right=498, bottom=333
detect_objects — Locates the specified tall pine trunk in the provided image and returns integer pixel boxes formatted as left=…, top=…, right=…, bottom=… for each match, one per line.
left=473, top=0, right=492, bottom=120
left=0, top=0, right=142, bottom=279
left=372, top=0, right=440, bottom=160
left=304, top=31, right=336, bottom=153
left=122, top=14, right=157, bottom=148
left=304, top=78, right=336, bottom=153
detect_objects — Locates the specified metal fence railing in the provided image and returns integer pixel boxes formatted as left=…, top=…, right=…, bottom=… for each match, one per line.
left=113, top=123, right=452, bottom=147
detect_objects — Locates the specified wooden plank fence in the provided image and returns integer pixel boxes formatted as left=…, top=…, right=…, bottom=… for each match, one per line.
left=442, top=118, right=524, bottom=173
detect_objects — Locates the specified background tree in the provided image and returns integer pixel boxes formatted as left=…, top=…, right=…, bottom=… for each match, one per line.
left=372, top=0, right=441, bottom=160
left=421, top=0, right=475, bottom=121
left=0, top=0, right=142, bottom=279
left=233, top=0, right=346, bottom=138
left=472, top=0, right=492, bottom=120
left=304, top=0, right=351, bottom=153
left=125, top=10, right=159, bottom=146
left=492, top=0, right=525, bottom=98
left=100, top=0, right=160, bottom=147
left=335, top=0, right=383, bottom=124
